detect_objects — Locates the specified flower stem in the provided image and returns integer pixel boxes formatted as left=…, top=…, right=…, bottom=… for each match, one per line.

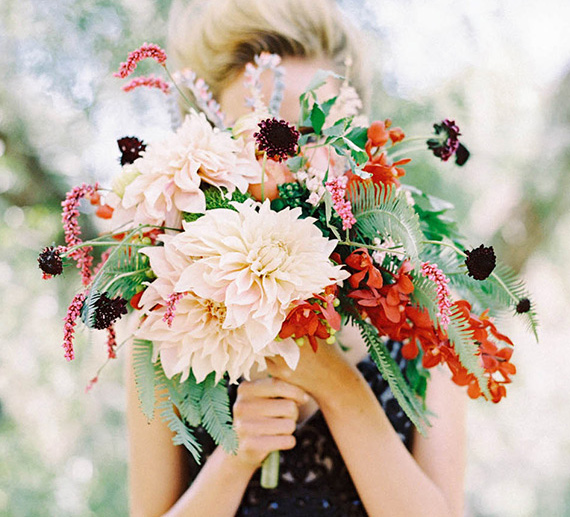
left=101, top=268, right=151, bottom=294
left=339, top=240, right=406, bottom=255
left=261, top=152, right=267, bottom=202
left=162, top=64, right=199, bottom=113
left=260, top=450, right=280, bottom=489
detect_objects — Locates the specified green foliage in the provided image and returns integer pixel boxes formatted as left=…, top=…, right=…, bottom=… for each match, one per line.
left=446, top=307, right=491, bottom=399
left=406, top=356, right=431, bottom=403
left=82, top=228, right=152, bottom=328
left=407, top=186, right=464, bottom=246
left=199, top=374, right=238, bottom=455
left=157, top=400, right=202, bottom=464
left=422, top=244, right=539, bottom=340
left=355, top=319, right=431, bottom=435
left=132, top=339, right=156, bottom=421
left=154, top=361, right=203, bottom=462
left=349, top=182, right=424, bottom=265
left=183, top=186, right=252, bottom=222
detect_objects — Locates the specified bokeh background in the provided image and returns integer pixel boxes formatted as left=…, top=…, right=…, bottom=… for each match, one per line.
left=1, top=0, right=569, bottom=515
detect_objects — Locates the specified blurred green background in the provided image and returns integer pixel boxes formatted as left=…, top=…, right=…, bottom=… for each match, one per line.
left=1, top=0, right=569, bottom=515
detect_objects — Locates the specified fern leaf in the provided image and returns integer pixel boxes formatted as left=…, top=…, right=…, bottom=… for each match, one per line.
left=355, top=319, right=431, bottom=435
left=445, top=308, right=491, bottom=399
left=84, top=227, right=151, bottom=322
left=157, top=400, right=202, bottom=463
left=423, top=245, right=539, bottom=341
left=348, top=183, right=424, bottom=265
left=153, top=364, right=203, bottom=427
left=177, top=373, right=203, bottom=428
left=199, top=375, right=238, bottom=454
left=132, top=339, right=157, bottom=421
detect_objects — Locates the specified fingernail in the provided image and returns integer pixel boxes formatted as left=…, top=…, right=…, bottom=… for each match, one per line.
left=302, top=393, right=310, bottom=403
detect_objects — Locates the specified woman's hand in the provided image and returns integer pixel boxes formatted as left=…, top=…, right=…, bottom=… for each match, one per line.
left=230, top=377, right=309, bottom=469
left=266, top=340, right=359, bottom=404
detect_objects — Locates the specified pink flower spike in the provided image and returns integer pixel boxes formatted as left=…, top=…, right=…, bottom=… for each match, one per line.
left=85, top=376, right=98, bottom=393
left=61, top=183, right=99, bottom=286
left=163, top=292, right=187, bottom=327
left=123, top=74, right=171, bottom=94
left=114, top=43, right=167, bottom=79
left=63, top=292, right=87, bottom=361
left=325, top=176, right=356, bottom=231
left=420, top=261, right=452, bottom=329
left=107, top=326, right=118, bottom=359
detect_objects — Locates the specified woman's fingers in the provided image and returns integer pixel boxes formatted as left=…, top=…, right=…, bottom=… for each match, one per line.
left=234, top=397, right=299, bottom=420
left=239, top=434, right=296, bottom=453
left=235, top=417, right=297, bottom=437
left=237, top=377, right=308, bottom=406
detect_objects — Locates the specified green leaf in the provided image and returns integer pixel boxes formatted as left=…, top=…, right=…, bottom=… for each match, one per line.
left=355, top=319, right=431, bottom=435
left=310, top=103, right=326, bottom=135
left=304, top=69, right=342, bottom=95
left=132, top=339, right=157, bottom=421
left=199, top=375, right=238, bottom=454
left=349, top=182, right=425, bottom=266
left=320, top=96, right=338, bottom=118
left=345, top=126, right=368, bottom=150
left=422, top=245, right=539, bottom=341
left=286, top=155, right=306, bottom=173
left=446, top=307, right=491, bottom=399
left=157, top=400, right=202, bottom=464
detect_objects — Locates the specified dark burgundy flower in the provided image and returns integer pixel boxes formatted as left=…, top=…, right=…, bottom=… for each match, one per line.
left=516, top=298, right=531, bottom=314
left=117, top=137, right=146, bottom=165
left=455, top=143, right=470, bottom=166
left=38, top=246, right=64, bottom=276
left=465, top=245, right=496, bottom=281
left=427, top=119, right=461, bottom=162
left=254, top=118, right=300, bottom=162
left=93, top=293, right=128, bottom=330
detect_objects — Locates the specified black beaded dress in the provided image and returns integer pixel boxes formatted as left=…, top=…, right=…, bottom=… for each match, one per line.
left=189, top=340, right=414, bottom=517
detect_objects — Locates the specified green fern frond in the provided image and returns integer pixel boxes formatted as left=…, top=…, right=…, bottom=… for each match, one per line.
left=348, top=182, right=424, bottom=265
left=355, top=319, right=431, bottom=435
left=446, top=307, right=491, bottom=399
left=422, top=244, right=538, bottom=341
left=177, top=373, right=203, bottom=428
left=132, top=339, right=157, bottom=421
left=199, top=375, right=238, bottom=455
left=83, top=227, right=152, bottom=324
left=409, top=273, right=440, bottom=323
left=157, top=400, right=202, bottom=463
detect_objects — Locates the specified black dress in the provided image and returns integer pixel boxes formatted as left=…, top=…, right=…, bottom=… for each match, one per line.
left=189, top=340, right=414, bottom=517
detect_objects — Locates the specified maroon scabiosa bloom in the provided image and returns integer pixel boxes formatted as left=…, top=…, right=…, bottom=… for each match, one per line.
left=427, top=119, right=462, bottom=162
left=117, top=137, right=146, bottom=165
left=93, top=293, right=128, bottom=330
left=465, top=244, right=496, bottom=280
left=254, top=118, right=300, bottom=162
left=38, top=246, right=64, bottom=276
left=516, top=298, right=531, bottom=314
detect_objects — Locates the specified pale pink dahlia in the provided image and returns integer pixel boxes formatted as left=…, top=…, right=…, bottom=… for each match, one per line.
left=172, top=201, right=349, bottom=344
left=112, top=111, right=260, bottom=228
left=136, top=236, right=301, bottom=383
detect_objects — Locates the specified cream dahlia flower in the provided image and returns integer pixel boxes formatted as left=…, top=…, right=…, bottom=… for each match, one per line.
left=172, top=200, right=349, bottom=345
left=136, top=236, right=300, bottom=383
left=111, top=111, right=260, bottom=228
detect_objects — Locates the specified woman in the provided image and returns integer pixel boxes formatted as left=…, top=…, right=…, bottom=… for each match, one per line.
left=126, top=1, right=467, bottom=515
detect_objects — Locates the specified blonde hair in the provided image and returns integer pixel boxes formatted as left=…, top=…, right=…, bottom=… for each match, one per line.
left=167, top=0, right=368, bottom=104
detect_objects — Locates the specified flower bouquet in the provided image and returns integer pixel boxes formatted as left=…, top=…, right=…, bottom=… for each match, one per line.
left=39, top=44, right=538, bottom=488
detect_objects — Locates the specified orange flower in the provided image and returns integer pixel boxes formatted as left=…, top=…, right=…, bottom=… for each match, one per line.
left=345, top=248, right=384, bottom=289
left=279, top=294, right=340, bottom=352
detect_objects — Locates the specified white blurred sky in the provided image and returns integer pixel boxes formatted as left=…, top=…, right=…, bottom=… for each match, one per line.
left=368, top=0, right=570, bottom=95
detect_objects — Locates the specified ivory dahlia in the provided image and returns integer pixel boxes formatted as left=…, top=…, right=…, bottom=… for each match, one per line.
left=135, top=201, right=348, bottom=383
left=173, top=201, right=349, bottom=344
left=112, top=111, right=260, bottom=227
left=136, top=237, right=301, bottom=383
